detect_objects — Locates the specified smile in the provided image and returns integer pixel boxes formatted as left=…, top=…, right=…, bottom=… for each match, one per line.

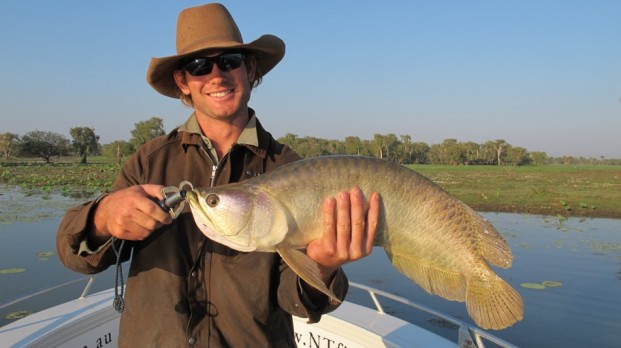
left=208, top=89, right=234, bottom=98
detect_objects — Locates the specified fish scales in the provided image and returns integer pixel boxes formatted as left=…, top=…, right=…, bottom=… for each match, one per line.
left=185, top=155, right=524, bottom=330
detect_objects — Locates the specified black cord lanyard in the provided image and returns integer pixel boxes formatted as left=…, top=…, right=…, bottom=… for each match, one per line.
left=111, top=237, right=126, bottom=313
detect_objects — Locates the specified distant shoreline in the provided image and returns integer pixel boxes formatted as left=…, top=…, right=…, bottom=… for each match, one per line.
left=1, top=159, right=620, bottom=220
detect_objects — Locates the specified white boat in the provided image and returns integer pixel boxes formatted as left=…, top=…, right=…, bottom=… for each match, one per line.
left=0, top=277, right=517, bottom=347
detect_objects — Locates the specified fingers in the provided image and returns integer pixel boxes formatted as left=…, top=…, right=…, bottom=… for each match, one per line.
left=347, top=188, right=365, bottom=260
left=336, top=191, right=353, bottom=258
left=313, top=187, right=378, bottom=269
left=142, top=184, right=166, bottom=201
left=321, top=196, right=338, bottom=257
left=93, top=185, right=172, bottom=241
left=343, top=188, right=379, bottom=259
left=366, top=192, right=380, bottom=253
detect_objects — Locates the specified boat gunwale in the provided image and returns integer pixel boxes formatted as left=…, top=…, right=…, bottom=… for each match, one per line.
left=1, top=277, right=517, bottom=348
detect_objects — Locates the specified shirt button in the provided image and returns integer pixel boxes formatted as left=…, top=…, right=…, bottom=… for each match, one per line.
left=191, top=271, right=197, bottom=278
left=188, top=336, right=196, bottom=345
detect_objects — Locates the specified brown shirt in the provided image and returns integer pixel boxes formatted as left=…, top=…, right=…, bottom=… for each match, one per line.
left=56, top=112, right=348, bottom=347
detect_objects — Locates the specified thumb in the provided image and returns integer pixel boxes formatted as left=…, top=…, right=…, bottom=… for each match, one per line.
left=141, top=184, right=166, bottom=201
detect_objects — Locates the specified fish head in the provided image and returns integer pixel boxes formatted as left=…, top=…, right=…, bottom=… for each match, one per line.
left=186, top=185, right=289, bottom=252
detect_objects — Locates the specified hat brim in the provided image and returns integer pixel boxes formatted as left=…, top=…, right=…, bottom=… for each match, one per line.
left=146, top=34, right=284, bottom=98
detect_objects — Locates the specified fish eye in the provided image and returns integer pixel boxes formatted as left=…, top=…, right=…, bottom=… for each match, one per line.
left=205, top=194, right=220, bottom=207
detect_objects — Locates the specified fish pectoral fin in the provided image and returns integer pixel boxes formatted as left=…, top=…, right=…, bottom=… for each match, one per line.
left=276, top=247, right=340, bottom=303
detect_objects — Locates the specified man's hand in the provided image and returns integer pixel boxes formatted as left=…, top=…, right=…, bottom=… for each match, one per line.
left=306, top=187, right=380, bottom=283
left=90, top=185, right=173, bottom=246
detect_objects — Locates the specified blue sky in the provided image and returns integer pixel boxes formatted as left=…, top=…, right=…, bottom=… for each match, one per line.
left=1, top=1, right=620, bottom=158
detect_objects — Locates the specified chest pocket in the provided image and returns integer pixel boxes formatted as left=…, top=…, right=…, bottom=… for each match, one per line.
left=220, top=146, right=263, bottom=184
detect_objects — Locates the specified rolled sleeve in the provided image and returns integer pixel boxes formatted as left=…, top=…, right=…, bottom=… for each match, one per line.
left=56, top=193, right=116, bottom=274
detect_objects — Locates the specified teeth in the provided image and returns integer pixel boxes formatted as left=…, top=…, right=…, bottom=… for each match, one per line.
left=209, top=89, right=232, bottom=98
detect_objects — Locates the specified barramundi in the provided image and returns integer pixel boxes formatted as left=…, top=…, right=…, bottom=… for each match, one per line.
left=185, top=155, right=523, bottom=330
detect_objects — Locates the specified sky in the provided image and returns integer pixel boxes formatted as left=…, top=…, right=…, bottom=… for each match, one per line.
left=1, top=1, right=620, bottom=158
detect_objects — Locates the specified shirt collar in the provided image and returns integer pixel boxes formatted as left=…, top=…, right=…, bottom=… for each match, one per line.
left=178, top=110, right=260, bottom=149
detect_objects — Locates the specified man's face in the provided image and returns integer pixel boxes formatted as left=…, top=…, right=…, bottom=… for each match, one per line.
left=174, top=51, right=256, bottom=123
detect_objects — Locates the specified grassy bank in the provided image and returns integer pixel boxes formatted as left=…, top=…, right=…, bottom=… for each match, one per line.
left=410, top=164, right=621, bottom=219
left=1, top=157, right=620, bottom=219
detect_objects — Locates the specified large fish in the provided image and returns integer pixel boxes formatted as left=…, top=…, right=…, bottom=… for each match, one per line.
left=185, top=155, right=523, bottom=330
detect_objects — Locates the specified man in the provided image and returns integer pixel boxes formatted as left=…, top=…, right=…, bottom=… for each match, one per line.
left=56, top=3, right=380, bottom=347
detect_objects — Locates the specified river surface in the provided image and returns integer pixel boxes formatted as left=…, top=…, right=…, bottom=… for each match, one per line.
left=0, top=187, right=620, bottom=347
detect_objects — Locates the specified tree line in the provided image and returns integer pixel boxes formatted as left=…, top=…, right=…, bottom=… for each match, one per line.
left=1, top=117, right=619, bottom=166
left=0, top=117, right=165, bottom=164
left=277, top=133, right=620, bottom=166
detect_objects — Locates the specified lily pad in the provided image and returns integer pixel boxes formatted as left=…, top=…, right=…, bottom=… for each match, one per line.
left=542, top=280, right=562, bottom=287
left=0, top=268, right=26, bottom=275
left=37, top=251, right=56, bottom=260
left=520, top=282, right=546, bottom=290
left=37, top=251, right=55, bottom=258
left=5, top=310, right=32, bottom=319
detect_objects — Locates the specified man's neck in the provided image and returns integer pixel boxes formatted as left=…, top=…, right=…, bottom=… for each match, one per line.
left=196, top=112, right=250, bottom=159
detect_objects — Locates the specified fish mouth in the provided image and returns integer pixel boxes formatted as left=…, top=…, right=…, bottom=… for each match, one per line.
left=186, top=192, right=256, bottom=252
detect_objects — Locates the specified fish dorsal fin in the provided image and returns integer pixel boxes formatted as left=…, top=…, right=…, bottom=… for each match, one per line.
left=276, top=247, right=340, bottom=303
left=462, top=204, right=513, bottom=268
left=386, top=248, right=467, bottom=301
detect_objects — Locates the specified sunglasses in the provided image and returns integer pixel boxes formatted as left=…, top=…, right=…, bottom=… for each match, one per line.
left=182, top=53, right=246, bottom=76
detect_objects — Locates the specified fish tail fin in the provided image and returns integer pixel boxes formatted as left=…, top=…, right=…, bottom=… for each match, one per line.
left=467, top=274, right=524, bottom=330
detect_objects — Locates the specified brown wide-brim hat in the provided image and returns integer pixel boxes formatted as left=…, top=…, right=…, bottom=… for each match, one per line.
left=146, top=3, right=285, bottom=98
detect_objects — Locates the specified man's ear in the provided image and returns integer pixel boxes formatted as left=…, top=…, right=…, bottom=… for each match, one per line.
left=173, top=70, right=190, bottom=95
left=246, top=56, right=257, bottom=82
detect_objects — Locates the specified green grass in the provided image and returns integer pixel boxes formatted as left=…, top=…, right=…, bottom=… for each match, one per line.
left=409, top=164, right=621, bottom=218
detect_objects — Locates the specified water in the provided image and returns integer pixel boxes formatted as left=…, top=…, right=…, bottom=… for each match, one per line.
left=0, top=187, right=117, bottom=327
left=344, top=213, right=621, bottom=348
left=0, top=190, right=620, bottom=347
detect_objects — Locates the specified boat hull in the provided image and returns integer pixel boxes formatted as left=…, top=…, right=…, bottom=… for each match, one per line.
left=1, top=288, right=455, bottom=348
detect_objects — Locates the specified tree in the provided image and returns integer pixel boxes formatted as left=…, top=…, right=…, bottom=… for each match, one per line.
left=504, top=146, right=530, bottom=166
left=343, top=136, right=362, bottom=155
left=429, top=138, right=463, bottom=165
left=294, top=136, right=332, bottom=157
left=102, top=140, right=134, bottom=165
left=398, top=135, right=413, bottom=164
left=494, top=139, right=508, bottom=166
left=461, top=141, right=481, bottom=165
left=529, top=151, right=548, bottom=165
left=70, top=127, right=100, bottom=164
left=480, top=139, right=508, bottom=165
left=130, top=117, right=166, bottom=149
left=481, top=141, right=498, bottom=165
left=372, top=133, right=399, bottom=160
left=0, top=132, right=20, bottom=159
left=372, top=134, right=385, bottom=159
left=19, top=130, right=70, bottom=163
left=278, top=133, right=299, bottom=149
left=410, top=142, right=430, bottom=164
